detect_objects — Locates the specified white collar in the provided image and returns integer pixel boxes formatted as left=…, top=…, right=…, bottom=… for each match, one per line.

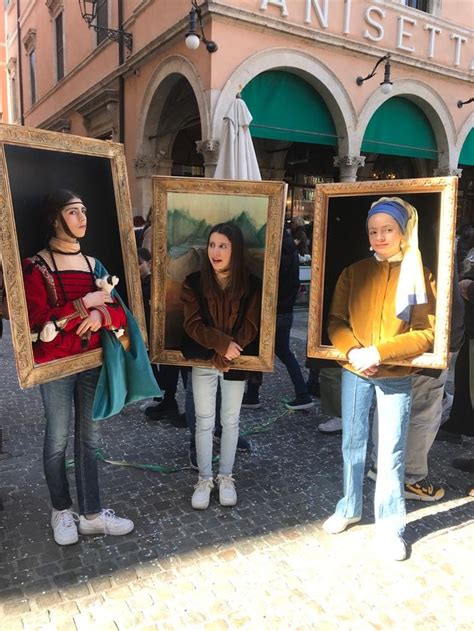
left=374, top=251, right=403, bottom=263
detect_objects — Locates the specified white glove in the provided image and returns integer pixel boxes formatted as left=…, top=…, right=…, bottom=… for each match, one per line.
left=348, top=346, right=381, bottom=372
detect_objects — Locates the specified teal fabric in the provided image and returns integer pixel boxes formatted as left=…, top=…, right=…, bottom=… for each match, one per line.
left=361, top=97, right=438, bottom=159
left=459, top=129, right=474, bottom=166
left=92, top=261, right=161, bottom=421
left=241, top=70, right=338, bottom=146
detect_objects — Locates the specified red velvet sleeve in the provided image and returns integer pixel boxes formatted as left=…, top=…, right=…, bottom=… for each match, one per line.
left=95, top=301, right=128, bottom=331
left=22, top=259, right=88, bottom=333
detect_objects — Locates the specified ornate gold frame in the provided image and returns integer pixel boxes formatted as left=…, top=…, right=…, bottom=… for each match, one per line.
left=0, top=123, right=145, bottom=388
left=150, top=176, right=287, bottom=371
left=307, top=177, right=458, bottom=370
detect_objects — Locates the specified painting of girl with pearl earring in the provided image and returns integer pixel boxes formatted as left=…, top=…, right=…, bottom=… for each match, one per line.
left=307, top=177, right=458, bottom=371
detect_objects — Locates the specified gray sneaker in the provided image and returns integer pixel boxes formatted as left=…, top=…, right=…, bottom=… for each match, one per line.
left=51, top=508, right=79, bottom=546
left=78, top=509, right=134, bottom=536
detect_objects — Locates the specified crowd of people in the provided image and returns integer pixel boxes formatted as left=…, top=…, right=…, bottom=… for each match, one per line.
left=1, top=189, right=473, bottom=562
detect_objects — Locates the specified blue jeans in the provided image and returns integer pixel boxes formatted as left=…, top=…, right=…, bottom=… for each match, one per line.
left=192, top=367, right=245, bottom=478
left=275, top=312, right=308, bottom=397
left=40, top=368, right=101, bottom=515
left=335, top=369, right=412, bottom=536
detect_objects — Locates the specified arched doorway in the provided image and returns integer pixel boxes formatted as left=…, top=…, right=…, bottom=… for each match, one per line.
left=359, top=97, right=438, bottom=181
left=137, top=73, right=203, bottom=214
left=241, top=70, right=339, bottom=219
left=458, top=128, right=474, bottom=225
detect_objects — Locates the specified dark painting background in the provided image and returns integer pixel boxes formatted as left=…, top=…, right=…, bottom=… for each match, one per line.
left=5, top=144, right=128, bottom=304
left=320, top=192, right=440, bottom=345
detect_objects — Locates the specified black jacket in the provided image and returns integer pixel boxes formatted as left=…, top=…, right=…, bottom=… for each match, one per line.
left=277, top=230, right=300, bottom=314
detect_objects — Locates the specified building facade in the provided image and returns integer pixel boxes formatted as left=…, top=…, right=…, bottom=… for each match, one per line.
left=3, top=0, right=473, bottom=221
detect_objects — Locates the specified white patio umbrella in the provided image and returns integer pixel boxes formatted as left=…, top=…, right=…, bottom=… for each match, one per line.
left=214, top=95, right=262, bottom=180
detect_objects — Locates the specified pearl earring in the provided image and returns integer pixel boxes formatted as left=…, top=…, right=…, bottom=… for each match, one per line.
left=369, top=246, right=374, bottom=252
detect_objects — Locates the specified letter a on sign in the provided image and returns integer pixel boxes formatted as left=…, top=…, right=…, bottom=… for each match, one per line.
left=260, top=0, right=289, bottom=17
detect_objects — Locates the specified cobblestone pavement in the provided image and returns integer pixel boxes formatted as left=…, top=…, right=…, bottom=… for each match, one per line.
left=1, top=319, right=473, bottom=630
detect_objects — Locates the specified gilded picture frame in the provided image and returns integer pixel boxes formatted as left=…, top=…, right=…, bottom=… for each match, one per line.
left=0, top=123, right=145, bottom=388
left=307, top=177, right=458, bottom=370
left=149, top=176, right=287, bottom=371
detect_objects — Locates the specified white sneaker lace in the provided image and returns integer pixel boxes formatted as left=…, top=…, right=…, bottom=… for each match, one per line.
left=54, top=509, right=79, bottom=530
left=97, top=508, right=123, bottom=534
left=194, top=478, right=214, bottom=491
left=217, top=474, right=235, bottom=489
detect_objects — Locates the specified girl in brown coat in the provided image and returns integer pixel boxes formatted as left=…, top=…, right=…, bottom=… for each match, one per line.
left=181, top=223, right=261, bottom=510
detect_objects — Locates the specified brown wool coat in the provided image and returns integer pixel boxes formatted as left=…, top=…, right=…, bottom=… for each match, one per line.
left=181, top=274, right=261, bottom=371
left=328, top=257, right=436, bottom=378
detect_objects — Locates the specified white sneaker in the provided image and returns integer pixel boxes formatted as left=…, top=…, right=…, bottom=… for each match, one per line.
left=51, top=508, right=79, bottom=546
left=441, top=392, right=454, bottom=415
left=191, top=478, right=214, bottom=510
left=217, top=474, right=237, bottom=507
left=323, top=514, right=361, bottom=534
left=78, top=509, right=134, bottom=536
left=318, top=417, right=343, bottom=433
left=377, top=534, right=407, bottom=561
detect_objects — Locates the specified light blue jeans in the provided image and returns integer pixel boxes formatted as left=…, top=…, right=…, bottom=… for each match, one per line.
left=192, top=367, right=245, bottom=479
left=335, top=369, right=412, bottom=537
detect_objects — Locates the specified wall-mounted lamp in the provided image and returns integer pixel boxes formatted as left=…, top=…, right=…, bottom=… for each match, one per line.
left=356, top=54, right=393, bottom=95
left=185, top=1, right=218, bottom=53
left=78, top=0, right=133, bottom=53
left=457, top=97, right=474, bottom=108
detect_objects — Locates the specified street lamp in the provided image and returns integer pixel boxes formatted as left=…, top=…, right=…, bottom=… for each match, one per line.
left=185, top=1, right=218, bottom=54
left=356, top=54, right=393, bottom=95
left=78, top=0, right=133, bottom=53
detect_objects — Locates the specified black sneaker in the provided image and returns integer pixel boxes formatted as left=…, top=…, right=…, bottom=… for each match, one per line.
left=435, top=429, right=463, bottom=444
left=404, top=479, right=445, bottom=502
left=285, top=395, right=315, bottom=411
left=241, top=394, right=261, bottom=409
left=452, top=458, right=474, bottom=473
left=213, top=434, right=251, bottom=452
left=145, top=398, right=179, bottom=421
left=169, top=413, right=188, bottom=429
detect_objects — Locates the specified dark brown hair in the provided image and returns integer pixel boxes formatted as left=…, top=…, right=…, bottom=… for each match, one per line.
left=200, top=222, right=248, bottom=300
left=41, top=189, right=82, bottom=242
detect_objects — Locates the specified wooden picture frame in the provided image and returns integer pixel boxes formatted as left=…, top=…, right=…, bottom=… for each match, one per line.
left=0, top=123, right=145, bottom=388
left=307, top=177, right=458, bottom=370
left=149, top=176, right=287, bottom=372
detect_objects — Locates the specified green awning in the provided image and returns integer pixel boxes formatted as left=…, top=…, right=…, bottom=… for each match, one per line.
left=361, top=97, right=438, bottom=159
left=459, top=128, right=474, bottom=166
left=241, top=70, right=338, bottom=146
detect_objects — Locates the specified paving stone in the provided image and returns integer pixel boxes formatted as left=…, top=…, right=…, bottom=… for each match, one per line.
left=0, top=320, right=472, bottom=629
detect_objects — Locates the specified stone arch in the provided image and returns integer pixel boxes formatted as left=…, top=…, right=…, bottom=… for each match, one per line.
left=211, top=48, right=356, bottom=158
left=455, top=112, right=474, bottom=165
left=135, top=55, right=209, bottom=212
left=356, top=80, right=456, bottom=172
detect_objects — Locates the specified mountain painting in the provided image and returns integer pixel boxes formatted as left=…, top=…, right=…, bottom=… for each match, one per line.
left=164, top=191, right=268, bottom=349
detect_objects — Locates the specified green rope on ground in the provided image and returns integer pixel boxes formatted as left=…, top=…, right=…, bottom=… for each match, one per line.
left=65, top=405, right=291, bottom=473
left=65, top=450, right=192, bottom=474
left=239, top=408, right=290, bottom=436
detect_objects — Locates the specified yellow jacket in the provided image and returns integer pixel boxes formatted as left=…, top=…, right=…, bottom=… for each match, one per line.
left=328, top=257, right=436, bottom=378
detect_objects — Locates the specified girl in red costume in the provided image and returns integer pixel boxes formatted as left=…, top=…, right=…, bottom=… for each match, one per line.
left=22, top=189, right=134, bottom=545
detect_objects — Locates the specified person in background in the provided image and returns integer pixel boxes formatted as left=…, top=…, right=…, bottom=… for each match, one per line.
left=291, top=216, right=309, bottom=257
left=242, top=228, right=314, bottom=411
left=323, top=197, right=436, bottom=561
